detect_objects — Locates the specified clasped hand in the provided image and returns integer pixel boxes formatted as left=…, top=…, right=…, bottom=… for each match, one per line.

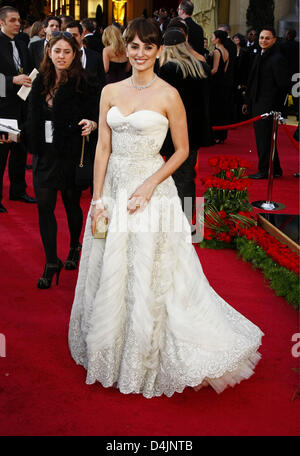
left=13, top=74, right=32, bottom=87
left=90, top=180, right=156, bottom=233
left=242, top=104, right=248, bottom=115
left=0, top=133, right=12, bottom=144
left=127, top=180, right=155, bottom=214
left=78, top=119, right=95, bottom=136
left=90, top=202, right=108, bottom=236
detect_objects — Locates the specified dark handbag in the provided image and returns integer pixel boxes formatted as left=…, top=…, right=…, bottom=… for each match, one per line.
left=75, top=136, right=93, bottom=189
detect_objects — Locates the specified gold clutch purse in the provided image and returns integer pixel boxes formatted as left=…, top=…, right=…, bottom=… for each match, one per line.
left=94, top=215, right=108, bottom=239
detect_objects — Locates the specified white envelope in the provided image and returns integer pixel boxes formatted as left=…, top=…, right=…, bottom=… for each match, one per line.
left=45, top=120, right=53, bottom=143
left=17, top=68, right=39, bottom=101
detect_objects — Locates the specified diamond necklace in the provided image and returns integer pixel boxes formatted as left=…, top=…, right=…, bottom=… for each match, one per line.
left=131, top=74, right=157, bottom=90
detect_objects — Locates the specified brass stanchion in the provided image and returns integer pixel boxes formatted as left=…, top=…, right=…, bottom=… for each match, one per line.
left=252, top=111, right=286, bottom=211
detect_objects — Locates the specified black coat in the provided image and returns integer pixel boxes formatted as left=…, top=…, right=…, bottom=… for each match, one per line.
left=28, top=38, right=45, bottom=71
left=184, top=17, right=204, bottom=55
left=279, top=39, right=300, bottom=86
left=84, top=34, right=104, bottom=55
left=223, top=37, right=237, bottom=88
left=246, top=41, right=261, bottom=74
left=84, top=47, right=106, bottom=89
left=159, top=61, right=213, bottom=152
left=245, top=45, right=290, bottom=115
left=0, top=31, right=33, bottom=120
left=27, top=73, right=100, bottom=161
left=234, top=47, right=249, bottom=87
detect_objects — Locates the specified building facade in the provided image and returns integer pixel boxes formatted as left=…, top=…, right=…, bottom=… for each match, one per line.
left=45, top=0, right=154, bottom=25
left=2, top=1, right=296, bottom=37
left=193, top=0, right=297, bottom=43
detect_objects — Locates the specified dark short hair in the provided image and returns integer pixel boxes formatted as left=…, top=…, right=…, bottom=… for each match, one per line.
left=286, top=29, right=297, bottom=40
left=168, top=17, right=188, bottom=35
left=0, top=6, right=19, bottom=21
left=260, top=26, right=276, bottom=37
left=59, top=15, right=74, bottom=25
left=123, top=17, right=162, bottom=47
left=179, top=1, right=194, bottom=16
left=66, top=20, right=83, bottom=35
left=81, top=18, right=95, bottom=33
left=45, top=15, right=62, bottom=28
left=214, top=29, right=228, bottom=45
left=247, top=27, right=256, bottom=35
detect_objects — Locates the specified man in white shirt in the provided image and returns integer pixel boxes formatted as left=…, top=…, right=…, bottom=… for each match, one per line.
left=80, top=18, right=103, bottom=54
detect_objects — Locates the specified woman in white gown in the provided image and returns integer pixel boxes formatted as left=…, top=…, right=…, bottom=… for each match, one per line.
left=68, top=17, right=263, bottom=398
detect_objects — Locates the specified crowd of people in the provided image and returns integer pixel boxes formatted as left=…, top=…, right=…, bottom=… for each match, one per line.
left=0, top=0, right=297, bottom=284
left=0, top=0, right=297, bottom=399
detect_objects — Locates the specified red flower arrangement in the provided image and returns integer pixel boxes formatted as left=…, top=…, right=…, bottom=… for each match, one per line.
left=239, top=226, right=299, bottom=275
left=201, top=155, right=256, bottom=245
left=201, top=155, right=299, bottom=307
left=202, top=176, right=251, bottom=191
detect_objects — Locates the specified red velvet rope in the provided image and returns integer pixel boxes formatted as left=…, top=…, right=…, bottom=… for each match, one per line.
left=212, top=114, right=266, bottom=130
left=212, top=115, right=300, bottom=152
left=280, top=123, right=299, bottom=151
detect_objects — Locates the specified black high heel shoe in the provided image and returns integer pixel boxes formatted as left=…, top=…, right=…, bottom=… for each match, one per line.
left=37, top=259, right=63, bottom=289
left=64, top=243, right=82, bottom=270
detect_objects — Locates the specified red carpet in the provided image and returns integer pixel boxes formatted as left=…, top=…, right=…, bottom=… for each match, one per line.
left=0, top=124, right=299, bottom=436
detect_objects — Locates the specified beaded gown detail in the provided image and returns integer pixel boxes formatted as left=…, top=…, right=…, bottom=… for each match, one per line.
left=68, top=106, right=263, bottom=398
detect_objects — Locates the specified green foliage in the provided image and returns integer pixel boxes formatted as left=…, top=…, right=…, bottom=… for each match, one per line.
left=200, top=239, right=235, bottom=250
left=204, top=188, right=252, bottom=213
left=235, top=237, right=300, bottom=311
left=246, top=0, right=275, bottom=32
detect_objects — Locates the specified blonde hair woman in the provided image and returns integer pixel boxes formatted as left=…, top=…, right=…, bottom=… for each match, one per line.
left=160, top=34, right=207, bottom=79
left=159, top=27, right=213, bottom=215
left=102, top=25, right=130, bottom=82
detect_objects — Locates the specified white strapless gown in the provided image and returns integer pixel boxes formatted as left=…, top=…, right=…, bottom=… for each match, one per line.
left=68, top=106, right=263, bottom=398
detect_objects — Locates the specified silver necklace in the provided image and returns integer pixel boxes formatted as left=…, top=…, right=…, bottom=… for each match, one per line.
left=131, top=74, right=157, bottom=90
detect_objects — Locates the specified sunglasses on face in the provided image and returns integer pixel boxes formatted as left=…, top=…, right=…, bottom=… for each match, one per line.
left=51, top=31, right=73, bottom=39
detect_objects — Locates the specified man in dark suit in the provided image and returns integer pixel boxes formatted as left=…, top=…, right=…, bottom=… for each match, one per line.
left=0, top=6, right=36, bottom=212
left=81, top=18, right=103, bottom=55
left=243, top=27, right=290, bottom=179
left=67, top=20, right=106, bottom=193
left=178, top=0, right=204, bottom=55
left=28, top=15, right=61, bottom=70
left=66, top=21, right=106, bottom=88
left=246, top=28, right=261, bottom=73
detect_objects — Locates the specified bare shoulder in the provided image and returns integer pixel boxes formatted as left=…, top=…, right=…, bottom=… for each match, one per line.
left=156, top=77, right=181, bottom=105
left=101, top=78, right=131, bottom=101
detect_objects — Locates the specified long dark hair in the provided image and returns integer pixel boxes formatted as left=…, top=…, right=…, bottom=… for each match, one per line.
left=233, top=33, right=247, bottom=48
left=40, top=34, right=86, bottom=96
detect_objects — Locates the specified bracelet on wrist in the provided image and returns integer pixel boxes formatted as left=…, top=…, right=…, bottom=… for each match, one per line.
left=91, top=198, right=102, bottom=206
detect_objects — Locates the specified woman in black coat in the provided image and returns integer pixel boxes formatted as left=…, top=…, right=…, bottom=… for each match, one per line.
left=159, top=27, right=213, bottom=220
left=27, top=32, right=100, bottom=289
